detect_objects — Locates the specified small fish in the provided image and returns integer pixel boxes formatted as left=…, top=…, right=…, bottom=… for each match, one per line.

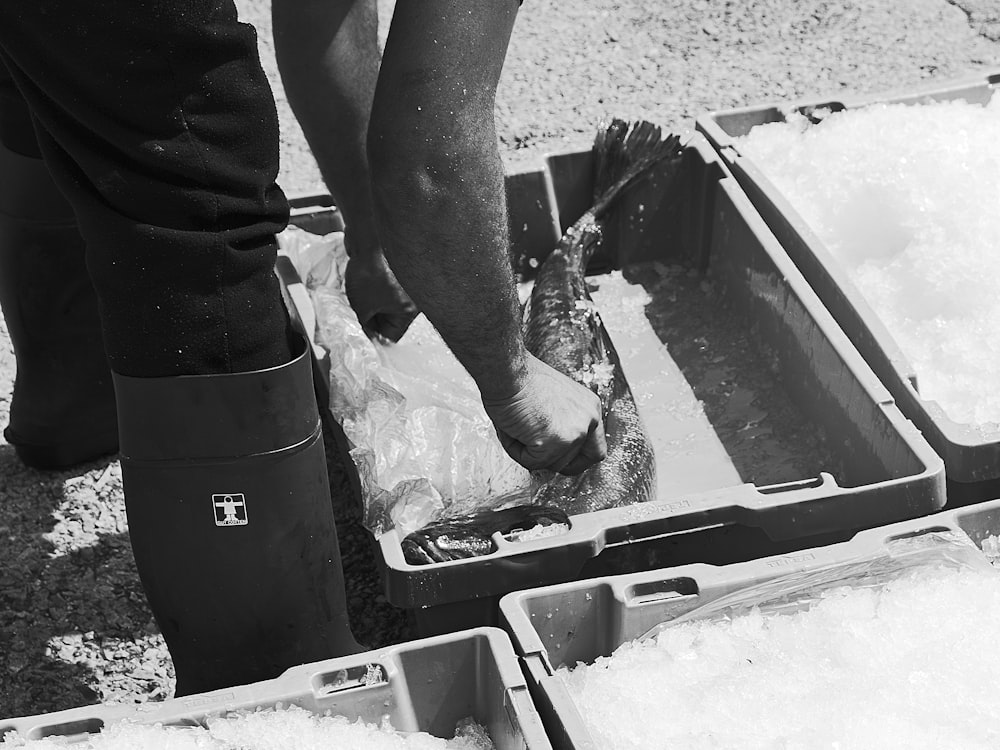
left=403, top=120, right=682, bottom=565
left=401, top=505, right=570, bottom=565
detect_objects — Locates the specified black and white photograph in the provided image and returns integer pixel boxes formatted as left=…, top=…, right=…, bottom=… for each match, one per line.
left=1, top=0, right=1000, bottom=747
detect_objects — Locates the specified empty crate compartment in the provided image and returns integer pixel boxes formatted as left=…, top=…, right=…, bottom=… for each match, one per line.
left=696, top=69, right=1000, bottom=502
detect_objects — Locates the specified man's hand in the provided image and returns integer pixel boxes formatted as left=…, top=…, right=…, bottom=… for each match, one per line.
left=344, top=245, right=419, bottom=343
left=483, top=355, right=607, bottom=476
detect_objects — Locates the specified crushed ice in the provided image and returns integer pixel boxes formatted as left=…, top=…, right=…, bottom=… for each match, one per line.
left=738, top=93, right=1000, bottom=426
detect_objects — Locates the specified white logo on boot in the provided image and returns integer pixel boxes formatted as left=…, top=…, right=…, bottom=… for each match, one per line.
left=213, top=494, right=248, bottom=526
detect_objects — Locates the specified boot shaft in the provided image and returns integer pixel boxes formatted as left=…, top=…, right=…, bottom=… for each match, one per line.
left=115, top=339, right=359, bottom=694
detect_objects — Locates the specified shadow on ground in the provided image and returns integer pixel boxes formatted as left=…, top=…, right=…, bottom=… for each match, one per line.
left=0, top=446, right=154, bottom=718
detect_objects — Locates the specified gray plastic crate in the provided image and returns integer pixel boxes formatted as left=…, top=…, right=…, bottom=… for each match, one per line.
left=282, top=134, right=944, bottom=637
left=696, top=69, right=1000, bottom=503
left=0, top=627, right=550, bottom=749
left=499, top=498, right=1000, bottom=750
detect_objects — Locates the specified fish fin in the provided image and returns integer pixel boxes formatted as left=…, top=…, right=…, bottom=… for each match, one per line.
left=591, top=120, right=683, bottom=218
left=588, top=307, right=611, bottom=392
left=521, top=286, right=534, bottom=331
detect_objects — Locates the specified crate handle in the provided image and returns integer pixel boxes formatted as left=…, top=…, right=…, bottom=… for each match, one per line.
left=23, top=718, right=104, bottom=742
left=313, top=662, right=389, bottom=698
left=503, top=686, right=534, bottom=735
left=757, top=473, right=833, bottom=495
left=623, top=576, right=699, bottom=607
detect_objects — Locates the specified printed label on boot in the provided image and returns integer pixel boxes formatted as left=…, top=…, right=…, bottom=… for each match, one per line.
left=213, top=494, right=248, bottom=526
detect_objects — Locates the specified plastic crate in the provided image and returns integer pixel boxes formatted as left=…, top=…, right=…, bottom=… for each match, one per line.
left=499, top=498, right=1000, bottom=750
left=0, top=627, right=550, bottom=749
left=282, top=134, right=944, bottom=637
left=279, top=192, right=345, bottom=409
left=695, top=69, right=1000, bottom=503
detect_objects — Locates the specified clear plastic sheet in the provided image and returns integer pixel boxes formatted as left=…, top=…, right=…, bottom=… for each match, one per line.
left=641, top=530, right=991, bottom=641
left=278, top=227, right=532, bottom=537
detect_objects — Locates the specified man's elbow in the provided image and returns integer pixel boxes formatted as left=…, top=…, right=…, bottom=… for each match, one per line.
left=367, top=111, right=449, bottom=219
left=367, top=84, right=498, bottom=224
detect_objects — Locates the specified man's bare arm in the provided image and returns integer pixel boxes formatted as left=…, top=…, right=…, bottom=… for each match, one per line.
left=272, top=0, right=417, bottom=341
left=369, top=0, right=527, bottom=398
left=368, top=0, right=606, bottom=473
left=272, top=0, right=378, bottom=247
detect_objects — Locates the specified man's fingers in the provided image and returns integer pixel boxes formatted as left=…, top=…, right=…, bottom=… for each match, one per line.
left=552, top=419, right=607, bottom=475
left=375, top=311, right=418, bottom=343
left=496, top=416, right=607, bottom=475
left=583, top=418, right=608, bottom=462
left=556, top=454, right=592, bottom=476
left=496, top=430, right=554, bottom=472
left=548, top=430, right=590, bottom=474
left=359, top=309, right=418, bottom=343
left=496, top=430, right=531, bottom=468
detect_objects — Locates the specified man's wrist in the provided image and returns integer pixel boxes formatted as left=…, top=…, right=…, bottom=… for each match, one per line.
left=479, top=345, right=532, bottom=405
left=342, top=222, right=382, bottom=262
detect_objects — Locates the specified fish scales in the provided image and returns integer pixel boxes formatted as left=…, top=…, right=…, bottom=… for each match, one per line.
left=524, top=221, right=605, bottom=374
left=524, top=162, right=659, bottom=515
left=401, top=120, right=683, bottom=565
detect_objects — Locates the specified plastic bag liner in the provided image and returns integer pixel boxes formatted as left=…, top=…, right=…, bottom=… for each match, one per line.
left=278, top=227, right=532, bottom=537
left=640, top=530, right=993, bottom=642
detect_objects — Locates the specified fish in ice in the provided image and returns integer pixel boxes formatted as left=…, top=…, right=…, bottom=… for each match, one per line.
left=402, top=120, right=682, bottom=565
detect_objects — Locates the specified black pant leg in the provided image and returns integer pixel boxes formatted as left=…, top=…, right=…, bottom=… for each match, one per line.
left=0, top=0, right=294, bottom=377
left=0, top=58, right=40, bottom=159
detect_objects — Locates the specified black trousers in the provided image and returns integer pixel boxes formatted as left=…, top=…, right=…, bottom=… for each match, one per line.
left=0, top=0, right=294, bottom=377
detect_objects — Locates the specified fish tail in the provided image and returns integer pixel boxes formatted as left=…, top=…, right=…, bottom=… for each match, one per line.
left=591, top=119, right=682, bottom=218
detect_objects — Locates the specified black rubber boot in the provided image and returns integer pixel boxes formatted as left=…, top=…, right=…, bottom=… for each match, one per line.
left=0, top=144, right=118, bottom=469
left=113, top=337, right=361, bottom=696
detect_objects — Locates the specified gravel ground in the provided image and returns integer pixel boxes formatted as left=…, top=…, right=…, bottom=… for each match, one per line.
left=2, top=0, right=999, bottom=721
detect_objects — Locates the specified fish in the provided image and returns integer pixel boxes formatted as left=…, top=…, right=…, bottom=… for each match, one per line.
left=402, top=119, right=682, bottom=565
left=400, top=505, right=570, bottom=564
